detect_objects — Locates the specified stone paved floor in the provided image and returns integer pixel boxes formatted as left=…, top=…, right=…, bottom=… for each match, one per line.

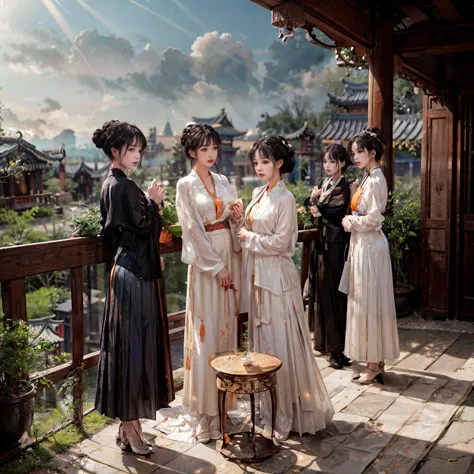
left=48, top=328, right=474, bottom=474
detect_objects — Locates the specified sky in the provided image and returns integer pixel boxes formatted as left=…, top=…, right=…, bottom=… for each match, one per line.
left=0, top=0, right=341, bottom=145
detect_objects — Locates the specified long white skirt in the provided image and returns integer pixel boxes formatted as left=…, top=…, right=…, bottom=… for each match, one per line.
left=345, top=229, right=400, bottom=362
left=249, top=280, right=334, bottom=439
left=182, top=227, right=240, bottom=417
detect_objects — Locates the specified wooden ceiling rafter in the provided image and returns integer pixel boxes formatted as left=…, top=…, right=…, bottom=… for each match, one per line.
left=394, top=22, right=474, bottom=56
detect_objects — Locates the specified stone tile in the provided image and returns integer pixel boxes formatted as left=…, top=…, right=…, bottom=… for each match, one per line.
left=373, top=397, right=422, bottom=435
left=428, top=334, right=474, bottom=374
left=417, top=455, right=474, bottom=474
left=87, top=445, right=160, bottom=474
left=69, top=438, right=103, bottom=456
left=52, top=451, right=80, bottom=471
left=397, top=379, right=472, bottom=443
left=395, top=332, right=460, bottom=371
left=430, top=421, right=474, bottom=459
left=331, top=382, right=370, bottom=412
left=166, top=441, right=243, bottom=474
left=342, top=391, right=395, bottom=420
left=459, top=389, right=474, bottom=422
left=64, top=457, right=124, bottom=474
left=401, top=372, right=449, bottom=403
left=90, top=423, right=119, bottom=445
left=245, top=446, right=300, bottom=474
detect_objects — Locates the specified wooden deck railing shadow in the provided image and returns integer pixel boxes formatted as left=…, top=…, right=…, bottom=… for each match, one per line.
left=0, top=229, right=318, bottom=428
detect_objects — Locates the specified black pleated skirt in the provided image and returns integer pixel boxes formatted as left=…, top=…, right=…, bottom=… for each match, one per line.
left=95, top=265, right=169, bottom=421
left=310, top=240, right=348, bottom=355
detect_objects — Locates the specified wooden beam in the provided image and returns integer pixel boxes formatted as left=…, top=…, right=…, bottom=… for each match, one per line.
left=251, top=0, right=374, bottom=49
left=369, top=10, right=394, bottom=194
left=301, top=0, right=373, bottom=49
left=394, top=23, right=474, bottom=56
left=431, top=0, right=463, bottom=22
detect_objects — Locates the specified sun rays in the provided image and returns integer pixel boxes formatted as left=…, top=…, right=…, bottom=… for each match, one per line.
left=127, top=0, right=198, bottom=40
left=40, top=0, right=104, bottom=92
left=75, top=0, right=126, bottom=37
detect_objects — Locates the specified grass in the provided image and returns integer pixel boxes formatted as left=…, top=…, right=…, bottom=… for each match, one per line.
left=1, top=411, right=111, bottom=474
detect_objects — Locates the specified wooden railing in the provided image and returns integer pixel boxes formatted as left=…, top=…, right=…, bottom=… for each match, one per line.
left=0, top=193, right=54, bottom=210
left=0, top=230, right=318, bottom=427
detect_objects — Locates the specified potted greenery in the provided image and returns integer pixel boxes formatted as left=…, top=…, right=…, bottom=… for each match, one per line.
left=160, top=199, right=182, bottom=242
left=0, top=318, right=40, bottom=448
left=66, top=205, right=101, bottom=237
left=384, top=189, right=421, bottom=317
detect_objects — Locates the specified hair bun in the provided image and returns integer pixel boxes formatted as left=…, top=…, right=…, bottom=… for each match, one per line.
left=180, top=123, right=195, bottom=147
left=92, top=120, right=119, bottom=149
left=364, top=126, right=385, bottom=145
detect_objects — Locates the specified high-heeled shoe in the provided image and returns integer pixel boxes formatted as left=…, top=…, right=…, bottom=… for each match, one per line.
left=120, top=423, right=152, bottom=456
left=135, top=420, right=153, bottom=447
left=357, top=366, right=385, bottom=385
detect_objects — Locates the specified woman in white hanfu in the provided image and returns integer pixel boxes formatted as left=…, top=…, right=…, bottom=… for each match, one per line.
left=176, top=123, right=243, bottom=443
left=238, top=136, right=334, bottom=441
left=342, top=127, right=400, bottom=385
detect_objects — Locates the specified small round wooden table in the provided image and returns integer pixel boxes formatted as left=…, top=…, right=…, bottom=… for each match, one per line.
left=208, top=351, right=282, bottom=462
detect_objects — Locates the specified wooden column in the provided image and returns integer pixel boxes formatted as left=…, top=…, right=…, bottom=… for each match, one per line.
left=70, top=267, right=84, bottom=424
left=38, top=169, right=44, bottom=194
left=368, top=8, right=394, bottom=193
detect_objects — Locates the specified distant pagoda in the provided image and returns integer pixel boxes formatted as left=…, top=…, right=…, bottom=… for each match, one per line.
left=162, top=120, right=173, bottom=137
left=192, top=107, right=247, bottom=175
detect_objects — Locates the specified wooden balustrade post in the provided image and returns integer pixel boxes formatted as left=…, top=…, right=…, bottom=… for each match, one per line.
left=300, top=240, right=312, bottom=293
left=1, top=279, right=27, bottom=321
left=70, top=267, right=84, bottom=425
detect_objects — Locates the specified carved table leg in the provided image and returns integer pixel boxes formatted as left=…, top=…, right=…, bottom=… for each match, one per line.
left=250, top=393, right=256, bottom=456
left=218, top=389, right=227, bottom=445
left=269, top=387, right=277, bottom=441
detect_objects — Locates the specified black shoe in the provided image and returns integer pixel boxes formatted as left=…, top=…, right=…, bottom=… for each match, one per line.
left=341, top=354, right=352, bottom=367
left=330, top=353, right=343, bottom=370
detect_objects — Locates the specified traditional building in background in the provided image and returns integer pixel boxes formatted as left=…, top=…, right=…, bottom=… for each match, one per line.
left=162, top=120, right=174, bottom=137
left=285, top=122, right=318, bottom=185
left=0, top=135, right=64, bottom=210
left=319, top=80, right=422, bottom=179
left=192, top=108, right=247, bottom=176
left=66, top=162, right=95, bottom=202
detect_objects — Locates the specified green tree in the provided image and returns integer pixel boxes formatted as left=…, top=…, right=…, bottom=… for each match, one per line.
left=26, top=286, right=70, bottom=319
left=394, top=76, right=422, bottom=115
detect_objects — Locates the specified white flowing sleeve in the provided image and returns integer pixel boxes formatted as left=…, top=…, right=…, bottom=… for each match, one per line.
left=176, top=179, right=225, bottom=276
left=344, top=176, right=387, bottom=232
left=243, top=194, right=297, bottom=256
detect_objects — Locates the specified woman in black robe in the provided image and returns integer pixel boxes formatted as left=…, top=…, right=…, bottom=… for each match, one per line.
left=92, top=120, right=174, bottom=456
left=306, top=144, right=351, bottom=370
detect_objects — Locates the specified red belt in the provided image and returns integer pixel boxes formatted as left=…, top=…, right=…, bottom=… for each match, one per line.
left=204, top=221, right=230, bottom=232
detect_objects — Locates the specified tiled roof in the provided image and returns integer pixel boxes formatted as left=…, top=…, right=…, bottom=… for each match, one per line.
left=328, top=80, right=369, bottom=107
left=0, top=136, right=64, bottom=171
left=66, top=162, right=94, bottom=179
left=193, top=108, right=246, bottom=139
left=319, top=114, right=422, bottom=142
left=285, top=123, right=316, bottom=140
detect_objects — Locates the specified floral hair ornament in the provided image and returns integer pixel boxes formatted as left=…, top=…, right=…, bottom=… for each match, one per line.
left=281, top=138, right=292, bottom=148
left=362, top=129, right=387, bottom=150
left=105, top=120, right=120, bottom=137
left=185, top=122, right=197, bottom=128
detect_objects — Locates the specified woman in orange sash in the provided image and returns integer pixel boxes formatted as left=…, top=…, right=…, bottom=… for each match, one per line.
left=342, top=127, right=399, bottom=384
left=176, top=123, right=243, bottom=443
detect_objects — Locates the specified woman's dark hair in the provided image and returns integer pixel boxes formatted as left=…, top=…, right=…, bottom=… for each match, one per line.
left=92, top=120, right=147, bottom=169
left=248, top=135, right=295, bottom=175
left=321, top=144, right=351, bottom=172
left=180, top=123, right=222, bottom=170
left=347, top=126, right=385, bottom=161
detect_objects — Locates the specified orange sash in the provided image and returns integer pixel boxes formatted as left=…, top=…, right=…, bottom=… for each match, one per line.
left=199, top=173, right=224, bottom=219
